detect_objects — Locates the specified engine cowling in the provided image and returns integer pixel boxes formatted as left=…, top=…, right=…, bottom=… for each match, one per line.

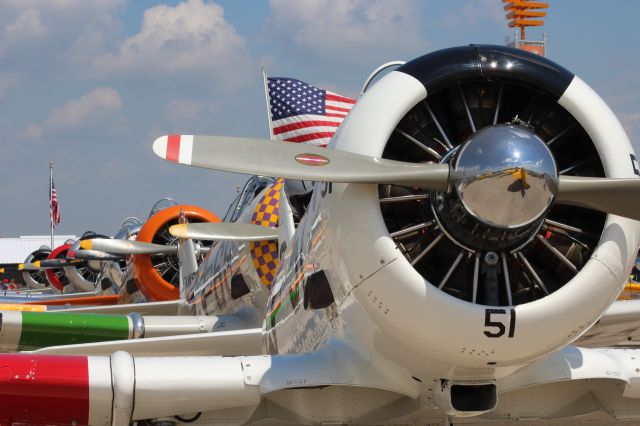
left=65, top=233, right=112, bottom=293
left=132, top=204, right=220, bottom=301
left=45, top=243, right=72, bottom=292
left=22, top=248, right=51, bottom=290
left=326, top=45, right=640, bottom=370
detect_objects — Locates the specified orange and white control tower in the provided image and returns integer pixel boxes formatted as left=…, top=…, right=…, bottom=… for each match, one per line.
left=504, top=0, right=548, bottom=56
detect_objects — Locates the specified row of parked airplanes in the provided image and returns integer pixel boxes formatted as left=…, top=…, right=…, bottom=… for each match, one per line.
left=4, top=45, right=640, bottom=425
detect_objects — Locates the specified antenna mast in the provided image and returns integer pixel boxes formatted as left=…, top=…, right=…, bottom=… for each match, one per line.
left=503, top=0, right=549, bottom=56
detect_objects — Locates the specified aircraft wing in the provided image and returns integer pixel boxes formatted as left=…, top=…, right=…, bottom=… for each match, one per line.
left=576, top=299, right=640, bottom=347
left=6, top=338, right=420, bottom=425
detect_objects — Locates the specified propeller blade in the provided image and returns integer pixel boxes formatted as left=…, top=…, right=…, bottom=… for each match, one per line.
left=72, top=249, right=125, bottom=261
left=557, top=176, right=640, bottom=220
left=169, top=222, right=278, bottom=241
left=153, top=135, right=450, bottom=191
left=18, top=263, right=38, bottom=271
left=38, top=259, right=87, bottom=269
left=80, top=239, right=178, bottom=255
left=18, top=260, right=86, bottom=270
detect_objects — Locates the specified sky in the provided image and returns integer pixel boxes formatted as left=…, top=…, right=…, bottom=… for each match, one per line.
left=0, top=0, right=637, bottom=237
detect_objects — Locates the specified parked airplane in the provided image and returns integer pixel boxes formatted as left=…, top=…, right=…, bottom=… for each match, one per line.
left=0, top=199, right=219, bottom=308
left=3, top=45, right=640, bottom=425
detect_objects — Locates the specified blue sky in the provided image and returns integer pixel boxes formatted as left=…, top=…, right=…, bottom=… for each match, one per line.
left=0, top=0, right=637, bottom=237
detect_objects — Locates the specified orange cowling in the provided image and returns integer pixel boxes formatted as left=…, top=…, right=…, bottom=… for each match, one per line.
left=45, top=244, right=71, bottom=291
left=133, top=204, right=220, bottom=301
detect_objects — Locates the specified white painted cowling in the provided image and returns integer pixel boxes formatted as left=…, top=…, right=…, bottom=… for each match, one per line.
left=322, top=46, right=640, bottom=370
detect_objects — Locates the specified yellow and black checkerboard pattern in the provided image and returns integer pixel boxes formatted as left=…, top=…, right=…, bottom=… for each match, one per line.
left=250, top=179, right=284, bottom=287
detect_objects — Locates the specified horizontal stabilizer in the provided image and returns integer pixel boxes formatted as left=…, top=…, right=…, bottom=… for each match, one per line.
left=32, top=327, right=263, bottom=356
left=80, top=238, right=177, bottom=255
left=169, top=222, right=278, bottom=241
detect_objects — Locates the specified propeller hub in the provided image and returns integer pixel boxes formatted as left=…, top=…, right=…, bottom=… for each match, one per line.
left=452, top=124, right=558, bottom=229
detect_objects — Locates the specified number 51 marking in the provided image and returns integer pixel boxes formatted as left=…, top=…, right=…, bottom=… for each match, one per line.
left=484, top=308, right=516, bottom=338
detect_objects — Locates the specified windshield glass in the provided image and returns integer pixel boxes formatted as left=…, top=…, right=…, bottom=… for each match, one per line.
left=223, top=176, right=274, bottom=222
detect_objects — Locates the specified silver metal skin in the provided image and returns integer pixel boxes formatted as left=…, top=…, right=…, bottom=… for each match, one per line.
left=129, top=312, right=145, bottom=339
left=452, top=124, right=558, bottom=229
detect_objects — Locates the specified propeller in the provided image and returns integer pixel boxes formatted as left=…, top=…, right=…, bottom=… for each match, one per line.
left=557, top=176, right=640, bottom=221
left=80, top=238, right=178, bottom=255
left=153, top=134, right=640, bottom=221
left=169, top=222, right=278, bottom=241
left=18, top=259, right=86, bottom=270
left=153, top=135, right=450, bottom=191
left=70, top=249, right=125, bottom=261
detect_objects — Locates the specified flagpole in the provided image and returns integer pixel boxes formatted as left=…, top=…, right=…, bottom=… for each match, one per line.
left=49, top=160, right=54, bottom=250
left=261, top=68, right=274, bottom=140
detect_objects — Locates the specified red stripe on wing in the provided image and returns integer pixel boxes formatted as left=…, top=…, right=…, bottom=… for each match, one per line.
left=166, top=134, right=181, bottom=162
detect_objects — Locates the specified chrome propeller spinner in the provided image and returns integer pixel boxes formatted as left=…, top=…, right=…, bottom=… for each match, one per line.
left=451, top=124, right=558, bottom=230
left=432, top=124, right=559, bottom=253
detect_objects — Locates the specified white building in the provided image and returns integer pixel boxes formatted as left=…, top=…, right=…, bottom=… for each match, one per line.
left=0, top=235, right=78, bottom=263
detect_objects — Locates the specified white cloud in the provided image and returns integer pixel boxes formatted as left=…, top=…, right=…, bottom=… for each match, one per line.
left=94, top=0, right=253, bottom=89
left=0, top=0, right=124, bottom=59
left=166, top=99, right=205, bottom=122
left=268, top=0, right=427, bottom=62
left=4, top=9, right=48, bottom=43
left=19, top=124, right=43, bottom=141
left=46, top=87, right=122, bottom=128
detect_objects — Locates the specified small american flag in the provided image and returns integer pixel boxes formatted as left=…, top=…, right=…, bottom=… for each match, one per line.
left=50, top=179, right=61, bottom=228
left=267, top=77, right=356, bottom=146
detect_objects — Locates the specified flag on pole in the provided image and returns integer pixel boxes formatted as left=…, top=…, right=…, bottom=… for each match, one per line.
left=266, top=77, right=356, bottom=146
left=50, top=179, right=61, bottom=228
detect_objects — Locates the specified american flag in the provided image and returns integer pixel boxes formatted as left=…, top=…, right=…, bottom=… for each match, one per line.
left=267, top=77, right=356, bottom=146
left=50, top=179, right=61, bottom=228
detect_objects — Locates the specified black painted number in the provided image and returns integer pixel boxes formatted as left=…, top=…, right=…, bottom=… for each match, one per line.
left=484, top=308, right=516, bottom=338
left=320, top=181, right=333, bottom=197
left=630, top=153, right=640, bottom=176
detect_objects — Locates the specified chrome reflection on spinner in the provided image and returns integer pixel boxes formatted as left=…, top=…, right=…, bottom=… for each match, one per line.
left=452, top=125, right=558, bottom=229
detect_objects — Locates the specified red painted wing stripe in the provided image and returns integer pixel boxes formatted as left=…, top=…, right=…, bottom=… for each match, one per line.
left=324, top=113, right=348, bottom=118
left=166, top=134, right=181, bottom=162
left=0, top=354, right=89, bottom=424
left=326, top=93, right=356, bottom=104
left=273, top=120, right=340, bottom=135
left=283, top=132, right=335, bottom=143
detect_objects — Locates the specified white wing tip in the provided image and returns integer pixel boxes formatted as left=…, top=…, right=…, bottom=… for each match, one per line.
left=153, top=135, right=169, bottom=160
